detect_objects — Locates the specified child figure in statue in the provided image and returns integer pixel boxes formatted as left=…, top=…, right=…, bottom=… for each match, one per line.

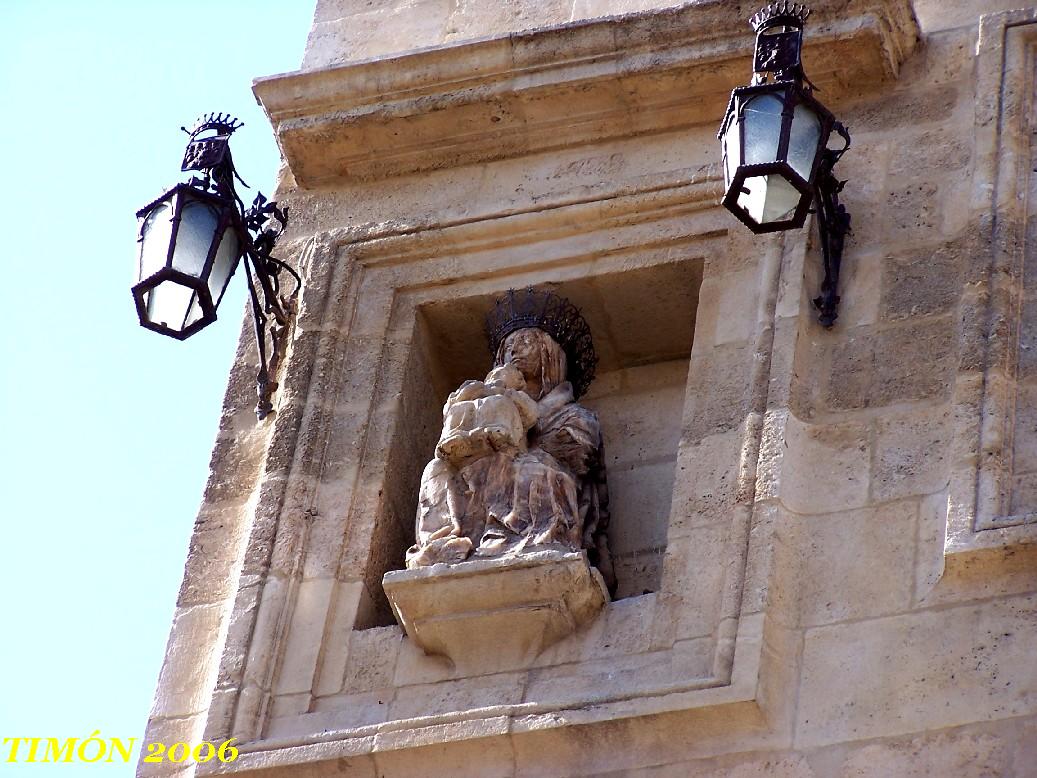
left=436, top=363, right=539, bottom=466
left=405, top=363, right=539, bottom=568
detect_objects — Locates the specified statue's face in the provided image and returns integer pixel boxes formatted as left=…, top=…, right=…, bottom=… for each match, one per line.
left=498, top=327, right=567, bottom=399
left=500, top=328, right=547, bottom=381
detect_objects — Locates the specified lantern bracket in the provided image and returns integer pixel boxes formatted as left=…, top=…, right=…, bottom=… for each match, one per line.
left=812, top=121, right=851, bottom=328
left=136, top=113, right=300, bottom=420
left=242, top=193, right=300, bottom=419
left=185, top=115, right=299, bottom=419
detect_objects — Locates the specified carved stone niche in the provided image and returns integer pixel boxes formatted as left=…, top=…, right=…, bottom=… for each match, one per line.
left=369, top=259, right=703, bottom=637
left=383, top=284, right=621, bottom=672
left=384, top=551, right=608, bottom=675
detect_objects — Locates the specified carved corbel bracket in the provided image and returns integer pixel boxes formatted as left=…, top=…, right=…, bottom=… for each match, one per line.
left=383, top=551, right=608, bottom=675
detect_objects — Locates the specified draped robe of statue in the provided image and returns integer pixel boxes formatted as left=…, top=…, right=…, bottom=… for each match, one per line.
left=406, top=327, right=614, bottom=592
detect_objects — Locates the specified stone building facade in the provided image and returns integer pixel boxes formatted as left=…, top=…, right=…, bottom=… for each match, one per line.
left=142, top=1, right=1037, bottom=775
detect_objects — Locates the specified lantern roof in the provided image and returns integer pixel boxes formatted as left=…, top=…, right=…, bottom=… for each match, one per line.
left=181, top=112, right=244, bottom=141
left=750, top=2, right=811, bottom=32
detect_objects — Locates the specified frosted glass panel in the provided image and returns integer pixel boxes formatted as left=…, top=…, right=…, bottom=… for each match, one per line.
left=138, top=201, right=174, bottom=282
left=207, top=226, right=241, bottom=304
left=185, top=294, right=204, bottom=328
left=146, top=280, right=195, bottom=332
left=723, top=119, right=740, bottom=188
left=736, top=174, right=803, bottom=225
left=788, top=103, right=821, bottom=179
left=171, top=200, right=219, bottom=276
left=742, top=94, right=784, bottom=166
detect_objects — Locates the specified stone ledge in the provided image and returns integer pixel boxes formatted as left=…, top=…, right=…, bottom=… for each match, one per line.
left=253, top=0, right=918, bottom=185
left=383, top=551, right=609, bottom=675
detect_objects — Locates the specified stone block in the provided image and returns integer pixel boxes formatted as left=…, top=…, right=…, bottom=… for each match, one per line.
left=833, top=727, right=1013, bottom=777
left=834, top=248, right=882, bottom=328
left=871, top=319, right=949, bottom=404
left=796, top=594, right=1037, bottom=747
left=177, top=503, right=248, bottom=607
left=780, top=416, right=871, bottom=515
left=661, top=526, right=729, bottom=640
left=274, top=577, right=336, bottom=695
left=389, top=671, right=527, bottom=721
left=914, top=490, right=948, bottom=603
left=684, top=342, right=753, bottom=439
left=849, top=85, right=959, bottom=134
left=669, top=428, right=743, bottom=533
left=825, top=318, right=956, bottom=410
left=393, top=629, right=457, bottom=687
left=1017, top=296, right=1037, bottom=379
left=523, top=642, right=711, bottom=709
left=593, top=594, right=659, bottom=658
left=372, top=727, right=516, bottom=778
left=303, top=1, right=452, bottom=68
left=202, top=431, right=264, bottom=504
left=921, top=541, right=1037, bottom=609
left=445, top=0, right=571, bottom=45
left=150, top=603, right=224, bottom=719
left=913, top=0, right=1023, bottom=32
left=871, top=405, right=952, bottom=501
left=383, top=552, right=609, bottom=675
left=312, top=581, right=366, bottom=696
left=612, top=548, right=666, bottom=599
left=607, top=460, right=677, bottom=555
left=266, top=692, right=392, bottom=738
left=511, top=700, right=777, bottom=777
left=823, top=328, right=877, bottom=411
left=340, top=625, right=403, bottom=694
left=791, top=501, right=917, bottom=627
left=880, top=241, right=964, bottom=321
left=586, top=361, right=687, bottom=470
left=958, top=286, right=990, bottom=372
left=269, top=692, right=311, bottom=720
left=712, top=268, right=760, bottom=346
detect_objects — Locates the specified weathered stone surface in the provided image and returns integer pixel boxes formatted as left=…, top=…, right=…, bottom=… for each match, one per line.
left=147, top=2, right=1037, bottom=776
left=790, top=501, right=917, bottom=627
left=797, top=595, right=1037, bottom=747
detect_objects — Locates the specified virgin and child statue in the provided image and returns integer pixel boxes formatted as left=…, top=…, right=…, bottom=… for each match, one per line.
left=406, top=288, right=615, bottom=594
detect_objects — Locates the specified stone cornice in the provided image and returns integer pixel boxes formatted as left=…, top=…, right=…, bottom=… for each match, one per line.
left=254, top=0, right=918, bottom=186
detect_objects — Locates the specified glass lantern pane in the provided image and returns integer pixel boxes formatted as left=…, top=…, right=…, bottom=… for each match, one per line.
left=736, top=173, right=803, bottom=225
left=138, top=200, right=174, bottom=283
left=723, top=119, right=740, bottom=189
left=788, top=102, right=822, bottom=181
left=742, top=93, right=784, bottom=166
left=207, top=225, right=242, bottom=305
left=171, top=200, right=220, bottom=278
left=146, top=280, right=197, bottom=332
left=185, top=293, right=205, bottom=328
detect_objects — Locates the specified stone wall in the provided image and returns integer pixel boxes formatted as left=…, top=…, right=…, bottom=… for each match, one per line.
left=141, top=1, right=1037, bottom=776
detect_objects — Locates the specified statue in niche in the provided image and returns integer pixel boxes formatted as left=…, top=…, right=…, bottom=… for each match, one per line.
left=406, top=288, right=615, bottom=593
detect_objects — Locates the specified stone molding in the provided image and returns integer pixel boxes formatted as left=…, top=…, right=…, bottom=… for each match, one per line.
left=946, top=9, right=1037, bottom=558
left=253, top=0, right=918, bottom=185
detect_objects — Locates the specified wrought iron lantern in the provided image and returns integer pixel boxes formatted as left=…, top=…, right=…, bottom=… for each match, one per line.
left=133, top=113, right=299, bottom=418
left=718, top=2, right=851, bottom=326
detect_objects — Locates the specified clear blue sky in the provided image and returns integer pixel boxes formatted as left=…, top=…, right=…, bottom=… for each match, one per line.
left=0, top=1, right=314, bottom=773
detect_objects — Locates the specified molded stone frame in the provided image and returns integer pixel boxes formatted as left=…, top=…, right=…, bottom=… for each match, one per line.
left=175, top=172, right=820, bottom=776
left=945, top=9, right=1037, bottom=559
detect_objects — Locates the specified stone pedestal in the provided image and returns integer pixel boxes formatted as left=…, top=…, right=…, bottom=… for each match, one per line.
left=383, top=551, right=608, bottom=675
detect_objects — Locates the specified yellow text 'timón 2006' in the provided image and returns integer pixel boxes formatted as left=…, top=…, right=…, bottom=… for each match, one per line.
left=2, top=734, right=240, bottom=764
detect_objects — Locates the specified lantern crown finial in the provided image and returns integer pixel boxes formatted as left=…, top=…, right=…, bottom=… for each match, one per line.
left=181, top=112, right=244, bottom=140
left=750, top=2, right=810, bottom=32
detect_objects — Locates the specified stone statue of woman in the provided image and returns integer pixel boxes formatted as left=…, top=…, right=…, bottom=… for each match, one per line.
left=406, top=288, right=615, bottom=593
